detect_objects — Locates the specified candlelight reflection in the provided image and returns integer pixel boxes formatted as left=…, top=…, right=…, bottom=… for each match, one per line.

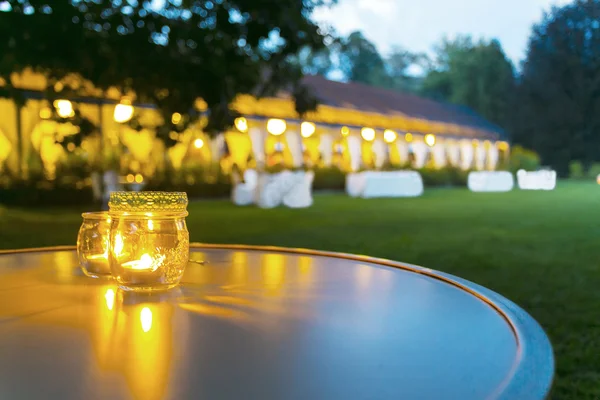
left=140, top=306, right=153, bottom=332
left=105, top=288, right=115, bottom=311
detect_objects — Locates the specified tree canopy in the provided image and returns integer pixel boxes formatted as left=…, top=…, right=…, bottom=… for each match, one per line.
left=420, top=36, right=515, bottom=130
left=514, top=0, right=600, bottom=174
left=0, top=0, right=332, bottom=139
left=296, top=30, right=425, bottom=93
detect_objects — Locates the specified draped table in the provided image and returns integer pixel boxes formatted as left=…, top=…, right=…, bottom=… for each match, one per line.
left=0, top=245, right=553, bottom=400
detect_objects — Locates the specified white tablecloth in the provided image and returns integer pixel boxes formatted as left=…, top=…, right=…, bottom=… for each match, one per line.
left=346, top=171, right=424, bottom=198
left=468, top=171, right=514, bottom=192
left=517, top=170, right=556, bottom=190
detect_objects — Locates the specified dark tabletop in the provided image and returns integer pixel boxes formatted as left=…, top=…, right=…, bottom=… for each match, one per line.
left=0, top=245, right=553, bottom=400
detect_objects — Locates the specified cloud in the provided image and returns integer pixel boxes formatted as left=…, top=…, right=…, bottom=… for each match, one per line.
left=313, top=0, right=573, bottom=64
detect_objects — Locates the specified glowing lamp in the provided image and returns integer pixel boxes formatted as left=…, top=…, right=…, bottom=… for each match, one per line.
left=405, top=132, right=413, bottom=142
left=301, top=122, right=316, bottom=138
left=77, top=212, right=112, bottom=278
left=341, top=126, right=350, bottom=136
left=235, top=117, right=248, bottom=133
left=193, top=138, right=204, bottom=149
left=114, top=101, right=134, bottom=123
left=361, top=127, right=375, bottom=142
left=384, top=129, right=397, bottom=144
left=54, top=99, right=74, bottom=118
left=267, top=118, right=286, bottom=136
left=108, top=191, right=189, bottom=292
left=39, top=107, right=52, bottom=119
left=126, top=174, right=135, bottom=183
left=171, top=112, right=182, bottom=125
left=135, top=174, right=144, bottom=184
left=425, top=134, right=436, bottom=147
left=497, top=141, right=509, bottom=151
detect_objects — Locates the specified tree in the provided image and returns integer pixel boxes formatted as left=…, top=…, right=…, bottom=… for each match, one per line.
left=385, top=46, right=427, bottom=93
left=0, top=0, right=332, bottom=143
left=421, top=36, right=516, bottom=130
left=338, top=31, right=389, bottom=86
left=514, top=0, right=600, bottom=175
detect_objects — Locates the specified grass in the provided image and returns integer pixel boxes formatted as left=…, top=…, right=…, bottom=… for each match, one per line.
left=1, top=181, right=599, bottom=398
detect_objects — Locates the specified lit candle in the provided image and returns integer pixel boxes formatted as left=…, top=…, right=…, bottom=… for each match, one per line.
left=86, top=252, right=110, bottom=275
left=121, top=253, right=165, bottom=272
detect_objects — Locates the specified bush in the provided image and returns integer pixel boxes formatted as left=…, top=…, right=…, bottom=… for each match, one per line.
left=569, top=161, right=584, bottom=179
left=313, top=167, right=346, bottom=191
left=509, top=145, right=541, bottom=173
left=0, top=181, right=95, bottom=207
left=419, top=167, right=452, bottom=187
left=587, top=163, right=600, bottom=180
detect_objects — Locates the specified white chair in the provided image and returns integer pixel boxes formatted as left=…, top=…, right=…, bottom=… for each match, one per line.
left=231, top=169, right=258, bottom=206
left=283, top=170, right=314, bottom=208
left=468, top=171, right=514, bottom=192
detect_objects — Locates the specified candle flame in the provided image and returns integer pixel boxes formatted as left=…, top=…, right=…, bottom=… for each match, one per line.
left=122, top=253, right=165, bottom=272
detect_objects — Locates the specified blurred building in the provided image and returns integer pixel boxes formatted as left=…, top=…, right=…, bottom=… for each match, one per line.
left=0, top=70, right=509, bottom=179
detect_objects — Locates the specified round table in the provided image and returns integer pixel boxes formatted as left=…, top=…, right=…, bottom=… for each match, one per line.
left=0, top=245, right=553, bottom=400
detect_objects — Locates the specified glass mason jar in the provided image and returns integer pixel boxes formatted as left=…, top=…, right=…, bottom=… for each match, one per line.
left=77, top=212, right=112, bottom=278
left=108, top=191, right=189, bottom=292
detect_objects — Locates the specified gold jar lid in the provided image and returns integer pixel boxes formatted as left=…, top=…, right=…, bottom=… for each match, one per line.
left=109, top=191, right=188, bottom=213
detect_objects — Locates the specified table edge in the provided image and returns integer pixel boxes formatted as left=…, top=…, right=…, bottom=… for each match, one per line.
left=0, top=243, right=554, bottom=400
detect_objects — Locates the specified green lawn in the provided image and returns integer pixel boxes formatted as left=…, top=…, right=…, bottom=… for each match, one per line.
left=1, top=182, right=599, bottom=398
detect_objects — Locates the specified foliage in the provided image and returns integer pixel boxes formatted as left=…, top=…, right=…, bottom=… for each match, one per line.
left=421, top=35, right=515, bottom=130
left=569, top=161, right=585, bottom=179
left=419, top=166, right=470, bottom=187
left=513, top=0, right=600, bottom=175
left=508, top=145, right=541, bottom=173
left=0, top=180, right=95, bottom=207
left=586, top=162, right=600, bottom=179
left=312, top=166, right=345, bottom=191
left=297, top=31, right=425, bottom=93
left=0, top=0, right=332, bottom=139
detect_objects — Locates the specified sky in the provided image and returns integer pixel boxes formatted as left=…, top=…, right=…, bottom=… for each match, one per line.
left=313, top=0, right=573, bottom=67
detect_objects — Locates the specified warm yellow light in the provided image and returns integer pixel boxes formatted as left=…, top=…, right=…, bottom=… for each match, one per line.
left=361, top=127, right=375, bottom=142
left=301, top=122, right=316, bottom=138
left=140, top=307, right=153, bottom=333
left=405, top=132, right=413, bottom=142
left=67, top=142, right=76, bottom=152
left=54, top=82, right=64, bottom=92
left=114, top=101, right=134, bottom=123
left=193, top=138, right=204, bottom=149
left=54, top=99, right=74, bottom=118
left=171, top=112, right=182, bottom=124
left=104, top=288, right=115, bottom=311
left=122, top=253, right=163, bottom=272
left=383, top=129, right=397, bottom=144
left=472, top=139, right=479, bottom=146
left=147, top=220, right=154, bottom=231
left=234, top=117, right=248, bottom=133
left=39, top=107, right=52, bottom=119
left=597, top=175, right=600, bottom=185
left=126, top=174, right=135, bottom=183
left=341, top=126, right=350, bottom=136
left=134, top=174, right=143, bottom=184
left=267, top=118, right=286, bottom=136
left=425, top=134, right=436, bottom=147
